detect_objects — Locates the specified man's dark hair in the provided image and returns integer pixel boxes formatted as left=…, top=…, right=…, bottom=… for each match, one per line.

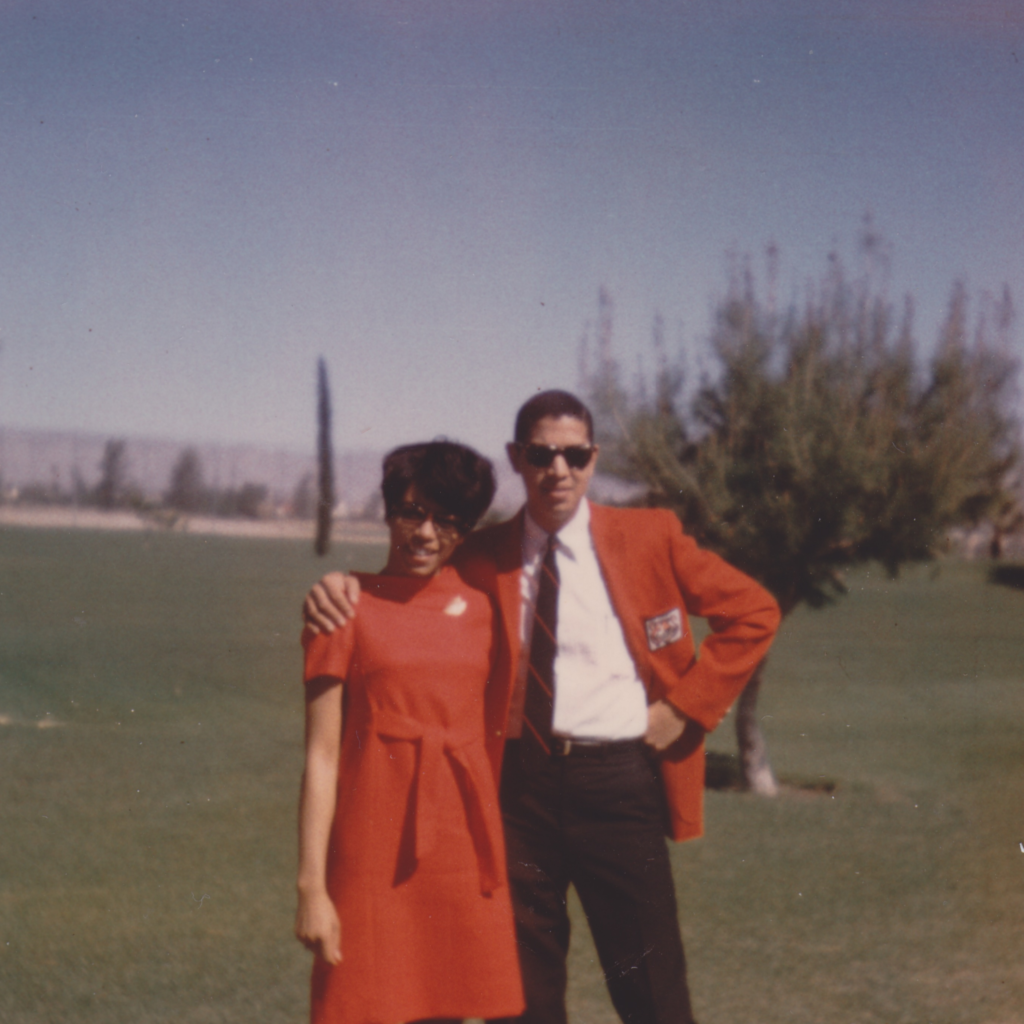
left=381, top=440, right=496, bottom=531
left=513, top=390, right=594, bottom=444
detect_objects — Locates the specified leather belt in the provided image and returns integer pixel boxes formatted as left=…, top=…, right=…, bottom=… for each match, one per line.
left=548, top=736, right=647, bottom=758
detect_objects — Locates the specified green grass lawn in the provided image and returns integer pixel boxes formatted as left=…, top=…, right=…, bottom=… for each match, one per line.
left=2, top=527, right=1022, bottom=1023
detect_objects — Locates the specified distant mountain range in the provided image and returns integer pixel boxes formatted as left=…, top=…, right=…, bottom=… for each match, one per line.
left=0, top=427, right=389, bottom=516
left=0, top=427, right=641, bottom=518
left=0, top=427, right=531, bottom=516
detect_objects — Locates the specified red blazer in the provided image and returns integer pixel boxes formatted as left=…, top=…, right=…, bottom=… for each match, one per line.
left=455, top=503, right=781, bottom=842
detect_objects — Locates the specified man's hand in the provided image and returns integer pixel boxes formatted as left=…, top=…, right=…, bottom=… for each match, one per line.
left=303, top=572, right=361, bottom=634
left=644, top=699, right=689, bottom=752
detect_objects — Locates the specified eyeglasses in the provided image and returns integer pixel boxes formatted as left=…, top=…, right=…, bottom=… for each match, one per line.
left=388, top=502, right=468, bottom=539
left=519, top=444, right=596, bottom=470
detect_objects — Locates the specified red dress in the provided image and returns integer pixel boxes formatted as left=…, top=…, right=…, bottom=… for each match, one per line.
left=302, top=566, right=523, bottom=1024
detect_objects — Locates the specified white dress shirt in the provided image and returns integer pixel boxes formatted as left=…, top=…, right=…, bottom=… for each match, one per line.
left=508, top=499, right=649, bottom=741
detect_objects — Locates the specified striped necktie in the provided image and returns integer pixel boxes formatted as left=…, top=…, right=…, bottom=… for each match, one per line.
left=522, top=535, right=559, bottom=754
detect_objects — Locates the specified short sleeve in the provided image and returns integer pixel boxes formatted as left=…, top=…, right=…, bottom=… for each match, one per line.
left=302, top=623, right=356, bottom=685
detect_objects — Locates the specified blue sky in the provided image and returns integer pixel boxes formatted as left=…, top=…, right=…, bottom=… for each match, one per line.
left=1, top=0, right=1021, bottom=460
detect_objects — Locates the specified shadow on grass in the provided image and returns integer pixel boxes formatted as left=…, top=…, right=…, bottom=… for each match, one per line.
left=989, top=563, right=1024, bottom=591
left=705, top=751, right=838, bottom=795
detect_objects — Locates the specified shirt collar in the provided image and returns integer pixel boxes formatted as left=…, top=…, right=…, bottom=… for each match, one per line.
left=523, top=499, right=590, bottom=560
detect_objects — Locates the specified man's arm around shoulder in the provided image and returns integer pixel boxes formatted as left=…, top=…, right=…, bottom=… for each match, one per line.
left=303, top=572, right=362, bottom=634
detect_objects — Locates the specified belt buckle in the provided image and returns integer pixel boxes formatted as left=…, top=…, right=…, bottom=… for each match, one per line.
left=551, top=736, right=572, bottom=757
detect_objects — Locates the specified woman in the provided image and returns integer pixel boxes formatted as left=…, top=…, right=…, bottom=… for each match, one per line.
left=295, top=441, right=523, bottom=1024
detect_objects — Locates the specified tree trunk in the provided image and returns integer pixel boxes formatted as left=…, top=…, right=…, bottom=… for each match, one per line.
left=990, top=527, right=1003, bottom=560
left=315, top=357, right=334, bottom=557
left=735, top=658, right=778, bottom=796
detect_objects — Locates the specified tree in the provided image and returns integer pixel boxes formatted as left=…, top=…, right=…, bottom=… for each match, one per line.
left=166, top=447, right=207, bottom=514
left=583, top=240, right=1020, bottom=794
left=315, top=357, right=335, bottom=557
left=234, top=482, right=268, bottom=519
left=212, top=482, right=269, bottom=519
left=95, top=439, right=129, bottom=509
left=291, top=473, right=316, bottom=520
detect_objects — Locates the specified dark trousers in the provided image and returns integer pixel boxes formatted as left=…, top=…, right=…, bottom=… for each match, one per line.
left=492, top=740, right=695, bottom=1024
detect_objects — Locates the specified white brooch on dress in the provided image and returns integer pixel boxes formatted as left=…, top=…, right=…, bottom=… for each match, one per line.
left=443, top=595, right=468, bottom=616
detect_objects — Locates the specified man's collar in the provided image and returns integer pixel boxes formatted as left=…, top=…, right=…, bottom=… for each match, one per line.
left=524, top=499, right=590, bottom=549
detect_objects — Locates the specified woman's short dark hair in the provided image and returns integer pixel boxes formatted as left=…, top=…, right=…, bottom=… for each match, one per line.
left=513, top=390, right=594, bottom=444
left=381, top=441, right=496, bottom=531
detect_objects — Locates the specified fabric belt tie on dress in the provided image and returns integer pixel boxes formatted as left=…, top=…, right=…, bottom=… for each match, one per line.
left=375, top=709, right=503, bottom=896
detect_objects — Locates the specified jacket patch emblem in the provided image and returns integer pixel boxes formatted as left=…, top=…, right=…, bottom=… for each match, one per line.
left=645, top=608, right=684, bottom=651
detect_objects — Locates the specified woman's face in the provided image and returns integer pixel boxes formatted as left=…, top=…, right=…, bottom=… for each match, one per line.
left=382, top=484, right=467, bottom=577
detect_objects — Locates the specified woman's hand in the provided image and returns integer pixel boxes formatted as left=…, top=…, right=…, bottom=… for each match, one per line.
left=295, top=887, right=342, bottom=965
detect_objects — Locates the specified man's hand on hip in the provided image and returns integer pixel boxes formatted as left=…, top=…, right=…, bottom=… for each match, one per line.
left=302, top=572, right=361, bottom=634
left=644, top=699, right=689, bottom=752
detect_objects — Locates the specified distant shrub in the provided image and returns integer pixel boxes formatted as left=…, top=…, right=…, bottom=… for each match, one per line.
left=989, top=564, right=1024, bottom=591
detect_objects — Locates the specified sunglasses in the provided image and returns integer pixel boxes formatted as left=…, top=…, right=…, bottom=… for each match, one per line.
left=388, top=501, right=468, bottom=539
left=520, top=444, right=596, bottom=470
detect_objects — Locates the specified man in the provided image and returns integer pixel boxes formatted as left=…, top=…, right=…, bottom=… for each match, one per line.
left=304, top=390, right=780, bottom=1024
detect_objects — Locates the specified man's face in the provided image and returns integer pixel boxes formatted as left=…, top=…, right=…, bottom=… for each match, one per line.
left=507, top=415, right=597, bottom=534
